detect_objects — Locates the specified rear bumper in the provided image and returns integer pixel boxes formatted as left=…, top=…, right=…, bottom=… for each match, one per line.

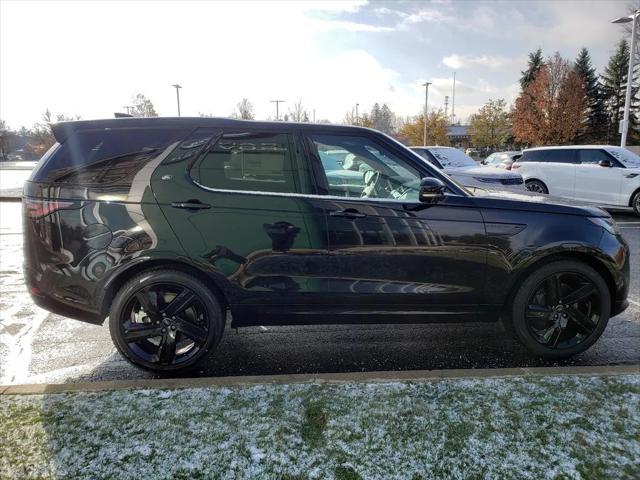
left=24, top=266, right=104, bottom=325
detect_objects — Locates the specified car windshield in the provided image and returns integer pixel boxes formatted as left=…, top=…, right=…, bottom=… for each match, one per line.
left=428, top=148, right=477, bottom=168
left=606, top=148, right=640, bottom=168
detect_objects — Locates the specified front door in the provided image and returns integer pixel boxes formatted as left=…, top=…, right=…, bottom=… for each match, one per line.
left=152, top=127, right=329, bottom=326
left=304, top=132, right=489, bottom=323
left=574, top=149, right=624, bottom=205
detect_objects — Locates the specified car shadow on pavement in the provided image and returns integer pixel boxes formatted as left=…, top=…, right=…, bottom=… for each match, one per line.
left=63, top=319, right=627, bottom=384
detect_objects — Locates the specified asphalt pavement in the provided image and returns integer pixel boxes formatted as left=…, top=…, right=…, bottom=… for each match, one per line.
left=0, top=202, right=638, bottom=385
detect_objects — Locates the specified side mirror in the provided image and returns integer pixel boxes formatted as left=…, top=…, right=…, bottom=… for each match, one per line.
left=598, top=159, right=613, bottom=168
left=419, top=177, right=446, bottom=204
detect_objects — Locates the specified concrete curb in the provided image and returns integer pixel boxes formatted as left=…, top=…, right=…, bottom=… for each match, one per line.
left=2, top=364, right=639, bottom=396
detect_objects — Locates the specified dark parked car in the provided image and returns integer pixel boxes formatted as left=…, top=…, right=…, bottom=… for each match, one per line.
left=23, top=118, right=630, bottom=372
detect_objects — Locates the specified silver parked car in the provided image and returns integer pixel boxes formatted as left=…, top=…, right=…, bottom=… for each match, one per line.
left=482, top=151, right=522, bottom=170
left=411, top=146, right=525, bottom=191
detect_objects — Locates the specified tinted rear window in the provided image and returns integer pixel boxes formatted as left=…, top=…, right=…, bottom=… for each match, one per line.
left=32, top=127, right=190, bottom=185
left=521, top=149, right=576, bottom=163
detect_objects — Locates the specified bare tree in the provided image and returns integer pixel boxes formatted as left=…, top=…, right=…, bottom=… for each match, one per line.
left=0, top=119, right=12, bottom=160
left=288, top=99, right=310, bottom=122
left=131, top=93, right=158, bottom=117
left=231, top=98, right=255, bottom=120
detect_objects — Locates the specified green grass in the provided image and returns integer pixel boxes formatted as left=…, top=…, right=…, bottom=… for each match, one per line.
left=1, top=374, right=639, bottom=479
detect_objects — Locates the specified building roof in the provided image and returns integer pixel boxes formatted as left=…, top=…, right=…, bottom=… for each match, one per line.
left=447, top=125, right=469, bottom=137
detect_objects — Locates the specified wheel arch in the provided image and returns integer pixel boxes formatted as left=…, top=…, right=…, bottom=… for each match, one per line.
left=501, top=250, right=616, bottom=318
left=524, top=177, right=547, bottom=187
left=628, top=186, right=640, bottom=208
left=99, top=258, right=229, bottom=317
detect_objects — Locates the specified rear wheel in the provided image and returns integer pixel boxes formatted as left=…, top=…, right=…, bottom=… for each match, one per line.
left=510, top=261, right=610, bottom=359
left=632, top=190, right=640, bottom=217
left=109, top=269, right=224, bottom=372
left=525, top=179, right=548, bottom=194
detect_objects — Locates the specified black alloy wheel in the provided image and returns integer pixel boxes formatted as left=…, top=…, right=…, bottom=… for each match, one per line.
left=525, top=272, right=600, bottom=349
left=110, top=270, right=223, bottom=372
left=525, top=180, right=548, bottom=194
left=511, top=261, right=610, bottom=359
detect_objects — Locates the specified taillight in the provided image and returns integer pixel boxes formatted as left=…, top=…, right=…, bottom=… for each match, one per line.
left=24, top=199, right=74, bottom=218
left=505, top=164, right=513, bottom=170
left=511, top=163, right=521, bottom=170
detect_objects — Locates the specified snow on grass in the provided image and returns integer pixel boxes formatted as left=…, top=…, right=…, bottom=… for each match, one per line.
left=1, top=374, right=639, bottom=479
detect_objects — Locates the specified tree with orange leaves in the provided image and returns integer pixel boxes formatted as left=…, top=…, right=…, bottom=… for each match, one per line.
left=512, top=53, right=587, bottom=146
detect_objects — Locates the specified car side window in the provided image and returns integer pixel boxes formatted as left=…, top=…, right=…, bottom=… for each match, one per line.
left=577, top=149, right=614, bottom=165
left=33, top=127, right=190, bottom=185
left=190, top=131, right=313, bottom=194
left=542, top=150, right=577, bottom=164
left=308, top=134, right=422, bottom=201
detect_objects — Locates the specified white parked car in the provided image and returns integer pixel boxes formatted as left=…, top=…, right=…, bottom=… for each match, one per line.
left=410, top=146, right=525, bottom=191
left=512, top=145, right=640, bottom=216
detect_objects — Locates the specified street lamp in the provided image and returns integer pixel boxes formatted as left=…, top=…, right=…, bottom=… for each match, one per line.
left=422, top=81, right=432, bottom=146
left=172, top=84, right=182, bottom=117
left=611, top=10, right=639, bottom=147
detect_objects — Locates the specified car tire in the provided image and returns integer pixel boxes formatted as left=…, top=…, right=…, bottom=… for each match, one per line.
left=632, top=190, right=640, bottom=217
left=525, top=179, right=548, bottom=194
left=109, top=269, right=224, bottom=372
left=510, top=260, right=610, bottom=359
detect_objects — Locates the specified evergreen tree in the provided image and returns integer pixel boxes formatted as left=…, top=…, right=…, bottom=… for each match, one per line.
left=601, top=39, right=639, bottom=144
left=378, top=104, right=395, bottom=135
left=520, top=48, right=544, bottom=90
left=369, top=103, right=395, bottom=134
left=574, top=47, right=607, bottom=143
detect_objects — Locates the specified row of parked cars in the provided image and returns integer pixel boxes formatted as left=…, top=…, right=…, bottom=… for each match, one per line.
left=408, top=145, right=640, bottom=216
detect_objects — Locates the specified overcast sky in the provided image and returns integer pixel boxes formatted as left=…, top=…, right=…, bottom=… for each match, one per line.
left=0, top=0, right=634, bottom=129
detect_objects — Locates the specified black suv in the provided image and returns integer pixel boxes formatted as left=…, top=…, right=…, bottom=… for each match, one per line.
left=23, top=118, right=630, bottom=372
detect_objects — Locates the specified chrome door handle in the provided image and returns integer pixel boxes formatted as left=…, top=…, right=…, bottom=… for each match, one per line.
left=171, top=201, right=211, bottom=210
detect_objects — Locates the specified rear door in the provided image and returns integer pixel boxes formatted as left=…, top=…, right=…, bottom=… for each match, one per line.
left=574, top=149, right=624, bottom=205
left=303, top=132, right=489, bottom=322
left=152, top=127, right=329, bottom=326
left=522, top=149, right=577, bottom=197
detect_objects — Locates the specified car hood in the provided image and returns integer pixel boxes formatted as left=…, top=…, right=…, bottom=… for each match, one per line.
left=471, top=190, right=609, bottom=217
left=443, top=165, right=521, bottom=179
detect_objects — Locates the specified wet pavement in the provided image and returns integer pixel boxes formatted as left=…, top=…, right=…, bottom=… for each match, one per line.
left=1, top=201, right=638, bottom=385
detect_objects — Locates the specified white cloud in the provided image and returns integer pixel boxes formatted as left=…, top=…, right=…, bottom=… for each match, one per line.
left=313, top=19, right=394, bottom=33
left=303, top=0, right=368, bottom=14
left=442, top=54, right=523, bottom=71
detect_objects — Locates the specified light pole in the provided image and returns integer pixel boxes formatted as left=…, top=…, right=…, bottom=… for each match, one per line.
left=422, top=81, right=432, bottom=146
left=355, top=103, right=359, bottom=125
left=172, top=84, right=182, bottom=117
left=611, top=10, right=639, bottom=147
left=270, top=100, right=285, bottom=120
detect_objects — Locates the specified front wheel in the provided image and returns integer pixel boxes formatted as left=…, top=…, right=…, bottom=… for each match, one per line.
left=510, top=261, right=610, bottom=359
left=109, top=269, right=224, bottom=372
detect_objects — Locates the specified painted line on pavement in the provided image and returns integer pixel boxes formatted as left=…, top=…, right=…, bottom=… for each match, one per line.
left=1, top=364, right=639, bottom=396
left=628, top=298, right=640, bottom=307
